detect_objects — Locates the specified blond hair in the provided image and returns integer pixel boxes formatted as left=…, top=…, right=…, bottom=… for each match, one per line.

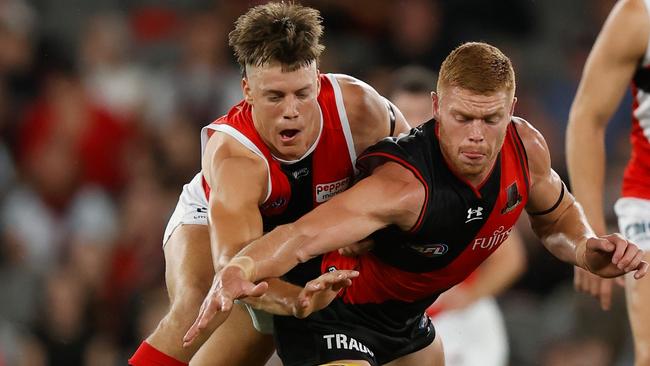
left=437, top=42, right=515, bottom=96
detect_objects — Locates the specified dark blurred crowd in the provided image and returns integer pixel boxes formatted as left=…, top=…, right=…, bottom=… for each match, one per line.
left=0, top=0, right=636, bottom=365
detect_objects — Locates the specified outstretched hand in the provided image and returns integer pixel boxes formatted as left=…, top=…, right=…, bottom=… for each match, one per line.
left=182, top=266, right=268, bottom=348
left=292, top=269, right=359, bottom=318
left=579, top=234, right=648, bottom=280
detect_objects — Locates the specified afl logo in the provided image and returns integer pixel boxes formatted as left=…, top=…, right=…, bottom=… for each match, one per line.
left=410, top=243, right=449, bottom=257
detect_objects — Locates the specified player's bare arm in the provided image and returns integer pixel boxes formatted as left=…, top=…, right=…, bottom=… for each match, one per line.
left=566, top=0, right=650, bottom=309
left=243, top=161, right=424, bottom=279
left=202, top=133, right=338, bottom=318
left=516, top=118, right=648, bottom=278
left=567, top=0, right=649, bottom=236
left=324, top=74, right=412, bottom=258
left=182, top=161, right=425, bottom=345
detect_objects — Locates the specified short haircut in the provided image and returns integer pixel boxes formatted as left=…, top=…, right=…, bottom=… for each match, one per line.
left=437, top=42, right=515, bottom=96
left=228, top=2, right=324, bottom=73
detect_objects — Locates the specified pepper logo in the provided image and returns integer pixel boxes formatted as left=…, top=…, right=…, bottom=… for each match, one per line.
left=315, top=177, right=350, bottom=203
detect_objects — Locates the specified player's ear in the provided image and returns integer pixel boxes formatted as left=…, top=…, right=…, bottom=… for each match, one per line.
left=431, top=92, right=440, bottom=120
left=509, top=96, right=517, bottom=117
left=242, top=77, right=253, bottom=104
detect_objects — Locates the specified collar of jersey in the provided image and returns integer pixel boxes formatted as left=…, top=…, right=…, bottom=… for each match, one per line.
left=272, top=105, right=324, bottom=165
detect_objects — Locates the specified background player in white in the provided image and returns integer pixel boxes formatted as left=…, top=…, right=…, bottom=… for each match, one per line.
left=567, top=0, right=650, bottom=364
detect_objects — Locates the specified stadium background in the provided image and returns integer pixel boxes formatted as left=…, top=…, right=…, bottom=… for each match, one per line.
left=0, top=0, right=635, bottom=365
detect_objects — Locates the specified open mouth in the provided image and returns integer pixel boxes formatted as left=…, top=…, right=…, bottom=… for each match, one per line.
left=279, top=129, right=300, bottom=142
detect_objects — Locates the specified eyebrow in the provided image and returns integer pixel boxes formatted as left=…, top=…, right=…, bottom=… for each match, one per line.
left=262, top=85, right=311, bottom=96
left=450, top=108, right=502, bottom=120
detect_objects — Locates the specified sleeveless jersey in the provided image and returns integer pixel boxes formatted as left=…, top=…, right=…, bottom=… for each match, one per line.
left=200, top=73, right=357, bottom=242
left=625, top=0, right=650, bottom=199
left=321, top=119, right=530, bottom=321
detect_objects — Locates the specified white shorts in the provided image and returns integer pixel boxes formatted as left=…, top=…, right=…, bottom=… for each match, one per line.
left=432, top=297, right=508, bottom=366
left=615, top=197, right=650, bottom=250
left=162, top=172, right=275, bottom=334
left=162, top=173, right=209, bottom=246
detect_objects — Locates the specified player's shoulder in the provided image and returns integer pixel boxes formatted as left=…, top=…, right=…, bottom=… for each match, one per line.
left=202, top=127, right=266, bottom=173
left=608, top=0, right=650, bottom=47
left=331, top=73, right=391, bottom=148
left=511, top=116, right=551, bottom=175
left=618, top=0, right=649, bottom=17
left=333, top=74, right=386, bottom=126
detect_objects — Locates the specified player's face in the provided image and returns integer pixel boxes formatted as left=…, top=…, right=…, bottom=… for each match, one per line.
left=433, top=85, right=516, bottom=183
left=243, top=62, right=321, bottom=160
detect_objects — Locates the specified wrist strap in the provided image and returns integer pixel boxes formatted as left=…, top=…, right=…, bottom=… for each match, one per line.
left=226, top=256, right=256, bottom=281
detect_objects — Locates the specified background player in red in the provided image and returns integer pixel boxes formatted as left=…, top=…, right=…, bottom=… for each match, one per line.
left=185, top=42, right=649, bottom=366
left=128, top=3, right=409, bottom=365
left=567, top=0, right=650, bottom=363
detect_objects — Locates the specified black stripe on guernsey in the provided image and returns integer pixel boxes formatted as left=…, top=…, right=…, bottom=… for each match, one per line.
left=633, top=66, right=650, bottom=92
left=511, top=123, right=530, bottom=192
left=529, top=181, right=565, bottom=216
left=263, top=153, right=323, bottom=287
left=388, top=102, right=397, bottom=136
left=356, top=151, right=429, bottom=232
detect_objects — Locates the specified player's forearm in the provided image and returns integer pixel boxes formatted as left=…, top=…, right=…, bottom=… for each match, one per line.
left=566, top=113, right=608, bottom=234
left=531, top=201, right=594, bottom=267
left=208, top=205, right=264, bottom=272
left=236, top=223, right=312, bottom=281
left=240, top=278, right=299, bottom=315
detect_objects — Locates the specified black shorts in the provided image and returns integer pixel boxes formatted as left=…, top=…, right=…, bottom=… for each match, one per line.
left=273, top=298, right=436, bottom=366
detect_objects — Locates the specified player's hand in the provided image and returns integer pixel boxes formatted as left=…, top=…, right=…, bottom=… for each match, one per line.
left=573, top=266, right=624, bottom=310
left=578, top=234, right=648, bottom=280
left=292, top=270, right=359, bottom=319
left=182, top=266, right=268, bottom=347
left=338, top=238, right=374, bottom=257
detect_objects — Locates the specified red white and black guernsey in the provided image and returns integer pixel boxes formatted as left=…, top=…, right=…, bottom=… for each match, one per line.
left=201, top=73, right=359, bottom=284
left=274, top=119, right=530, bottom=366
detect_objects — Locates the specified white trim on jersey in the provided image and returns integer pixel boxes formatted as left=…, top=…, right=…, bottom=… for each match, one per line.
left=326, top=73, right=358, bottom=175
left=201, top=124, right=273, bottom=203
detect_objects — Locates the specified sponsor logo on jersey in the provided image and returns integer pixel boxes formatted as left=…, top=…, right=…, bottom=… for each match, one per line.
left=409, top=243, right=449, bottom=257
left=472, top=226, right=512, bottom=251
left=501, top=182, right=522, bottom=214
left=316, top=177, right=350, bottom=203
left=291, top=167, right=310, bottom=180
left=322, top=334, right=374, bottom=357
left=465, top=206, right=484, bottom=223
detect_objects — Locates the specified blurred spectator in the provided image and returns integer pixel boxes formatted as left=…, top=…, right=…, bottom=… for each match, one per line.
left=79, top=13, right=148, bottom=125
left=18, top=63, right=132, bottom=193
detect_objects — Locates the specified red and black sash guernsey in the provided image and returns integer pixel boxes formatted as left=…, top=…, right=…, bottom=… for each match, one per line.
left=322, top=118, right=530, bottom=308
